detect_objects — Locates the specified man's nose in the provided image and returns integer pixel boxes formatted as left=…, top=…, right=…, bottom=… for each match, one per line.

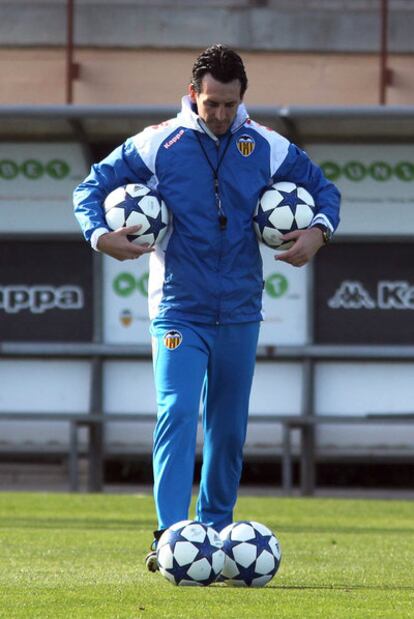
left=215, top=106, right=226, bottom=121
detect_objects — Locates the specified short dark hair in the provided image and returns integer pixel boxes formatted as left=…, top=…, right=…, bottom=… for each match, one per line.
left=191, top=44, right=248, bottom=97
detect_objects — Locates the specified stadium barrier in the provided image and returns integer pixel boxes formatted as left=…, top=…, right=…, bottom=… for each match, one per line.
left=2, top=339, right=414, bottom=494
left=0, top=411, right=293, bottom=492
left=281, top=413, right=414, bottom=495
left=1, top=410, right=414, bottom=494
left=0, top=411, right=156, bottom=492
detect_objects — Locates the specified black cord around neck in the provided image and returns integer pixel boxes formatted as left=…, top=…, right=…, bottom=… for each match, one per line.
left=194, top=131, right=232, bottom=181
left=194, top=131, right=232, bottom=230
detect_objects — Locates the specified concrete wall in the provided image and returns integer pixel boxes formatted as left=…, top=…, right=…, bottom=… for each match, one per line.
left=1, top=48, right=413, bottom=106
left=1, top=0, right=414, bottom=52
left=1, top=1, right=413, bottom=106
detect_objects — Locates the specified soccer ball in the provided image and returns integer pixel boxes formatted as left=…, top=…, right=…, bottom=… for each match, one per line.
left=219, top=520, right=281, bottom=587
left=254, top=181, right=315, bottom=250
left=156, top=520, right=225, bottom=586
left=103, top=183, right=169, bottom=247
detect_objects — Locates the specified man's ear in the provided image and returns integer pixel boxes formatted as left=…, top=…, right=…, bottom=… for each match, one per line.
left=188, top=83, right=197, bottom=103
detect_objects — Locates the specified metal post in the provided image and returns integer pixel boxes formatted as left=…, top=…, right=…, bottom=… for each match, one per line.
left=281, top=424, right=293, bottom=495
left=88, top=357, right=104, bottom=492
left=86, top=247, right=105, bottom=492
left=299, top=251, right=317, bottom=496
left=300, top=358, right=316, bottom=496
left=66, top=0, right=79, bottom=104
left=69, top=421, right=79, bottom=491
left=379, top=0, right=391, bottom=105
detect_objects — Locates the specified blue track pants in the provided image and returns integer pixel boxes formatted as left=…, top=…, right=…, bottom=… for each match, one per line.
left=150, top=319, right=260, bottom=532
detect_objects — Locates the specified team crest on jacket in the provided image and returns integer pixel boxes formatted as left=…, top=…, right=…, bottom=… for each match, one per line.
left=236, top=134, right=255, bottom=157
left=163, top=330, right=183, bottom=350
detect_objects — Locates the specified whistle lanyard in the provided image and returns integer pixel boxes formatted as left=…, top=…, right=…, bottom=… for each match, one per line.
left=195, top=131, right=232, bottom=230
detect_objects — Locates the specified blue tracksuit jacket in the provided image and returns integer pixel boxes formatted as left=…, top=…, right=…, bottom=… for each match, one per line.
left=74, top=96, right=340, bottom=325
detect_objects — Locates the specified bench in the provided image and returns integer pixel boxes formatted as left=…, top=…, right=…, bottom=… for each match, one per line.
left=0, top=412, right=155, bottom=492
left=280, top=413, right=414, bottom=495
left=2, top=412, right=414, bottom=495
left=0, top=412, right=296, bottom=492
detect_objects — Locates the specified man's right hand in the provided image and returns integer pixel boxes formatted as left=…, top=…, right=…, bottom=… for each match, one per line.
left=97, top=226, right=154, bottom=261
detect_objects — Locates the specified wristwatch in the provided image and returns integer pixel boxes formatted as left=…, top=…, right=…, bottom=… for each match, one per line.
left=311, top=223, right=332, bottom=245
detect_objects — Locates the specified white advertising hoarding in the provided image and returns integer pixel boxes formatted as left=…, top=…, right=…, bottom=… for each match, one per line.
left=103, top=247, right=308, bottom=346
left=315, top=361, right=414, bottom=451
left=259, top=247, right=308, bottom=345
left=103, top=254, right=152, bottom=345
left=307, top=143, right=414, bottom=236
left=102, top=360, right=303, bottom=454
left=0, top=142, right=88, bottom=233
left=0, top=359, right=91, bottom=446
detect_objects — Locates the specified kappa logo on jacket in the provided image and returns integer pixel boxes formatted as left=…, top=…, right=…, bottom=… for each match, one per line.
left=163, top=330, right=183, bottom=350
left=163, top=129, right=185, bottom=150
left=236, top=134, right=255, bottom=157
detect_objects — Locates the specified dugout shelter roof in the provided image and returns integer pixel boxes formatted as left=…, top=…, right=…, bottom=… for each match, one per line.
left=1, top=105, right=414, bottom=146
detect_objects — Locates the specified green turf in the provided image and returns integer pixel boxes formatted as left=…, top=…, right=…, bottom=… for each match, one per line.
left=0, top=491, right=413, bottom=618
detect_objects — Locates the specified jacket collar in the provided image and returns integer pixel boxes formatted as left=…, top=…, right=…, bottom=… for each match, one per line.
left=177, top=95, right=249, bottom=141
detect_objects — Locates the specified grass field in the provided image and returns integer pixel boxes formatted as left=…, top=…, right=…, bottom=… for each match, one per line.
left=1, top=492, right=413, bottom=618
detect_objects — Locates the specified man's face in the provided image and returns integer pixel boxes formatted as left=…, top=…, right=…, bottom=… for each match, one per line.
left=189, top=73, right=243, bottom=137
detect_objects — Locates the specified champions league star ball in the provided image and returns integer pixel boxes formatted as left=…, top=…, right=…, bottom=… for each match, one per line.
left=103, top=183, right=169, bottom=247
left=254, top=181, right=315, bottom=250
left=156, top=520, right=225, bottom=586
left=219, top=520, right=281, bottom=587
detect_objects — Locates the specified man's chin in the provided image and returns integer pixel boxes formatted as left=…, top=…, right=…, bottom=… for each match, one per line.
left=211, top=125, right=229, bottom=136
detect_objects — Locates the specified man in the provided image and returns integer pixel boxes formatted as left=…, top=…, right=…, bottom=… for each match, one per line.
left=73, top=44, right=340, bottom=572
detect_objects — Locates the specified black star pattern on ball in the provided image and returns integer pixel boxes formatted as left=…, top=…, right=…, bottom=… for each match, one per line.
left=163, top=529, right=195, bottom=584
left=162, top=527, right=216, bottom=586
left=193, top=536, right=218, bottom=565
left=254, top=188, right=311, bottom=238
left=278, top=188, right=309, bottom=217
left=166, top=528, right=188, bottom=551
left=253, top=202, right=274, bottom=235
left=167, top=556, right=196, bottom=585
left=122, top=199, right=141, bottom=221
left=223, top=523, right=276, bottom=586
left=145, top=205, right=167, bottom=238
left=124, top=199, right=167, bottom=236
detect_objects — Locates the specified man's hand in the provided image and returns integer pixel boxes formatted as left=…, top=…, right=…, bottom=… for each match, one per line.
left=275, top=226, right=325, bottom=267
left=97, top=226, right=154, bottom=261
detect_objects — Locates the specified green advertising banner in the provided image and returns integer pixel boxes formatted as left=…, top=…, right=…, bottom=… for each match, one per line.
left=0, top=142, right=88, bottom=233
left=307, top=144, right=414, bottom=236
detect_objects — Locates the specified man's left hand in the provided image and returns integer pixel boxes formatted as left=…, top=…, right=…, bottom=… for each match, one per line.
left=274, top=227, right=325, bottom=267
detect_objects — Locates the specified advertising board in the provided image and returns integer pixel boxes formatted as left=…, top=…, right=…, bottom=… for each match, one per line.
left=0, top=142, right=87, bottom=233
left=0, top=240, right=93, bottom=341
left=102, top=247, right=309, bottom=346
left=307, top=144, right=414, bottom=236
left=314, top=242, right=414, bottom=344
